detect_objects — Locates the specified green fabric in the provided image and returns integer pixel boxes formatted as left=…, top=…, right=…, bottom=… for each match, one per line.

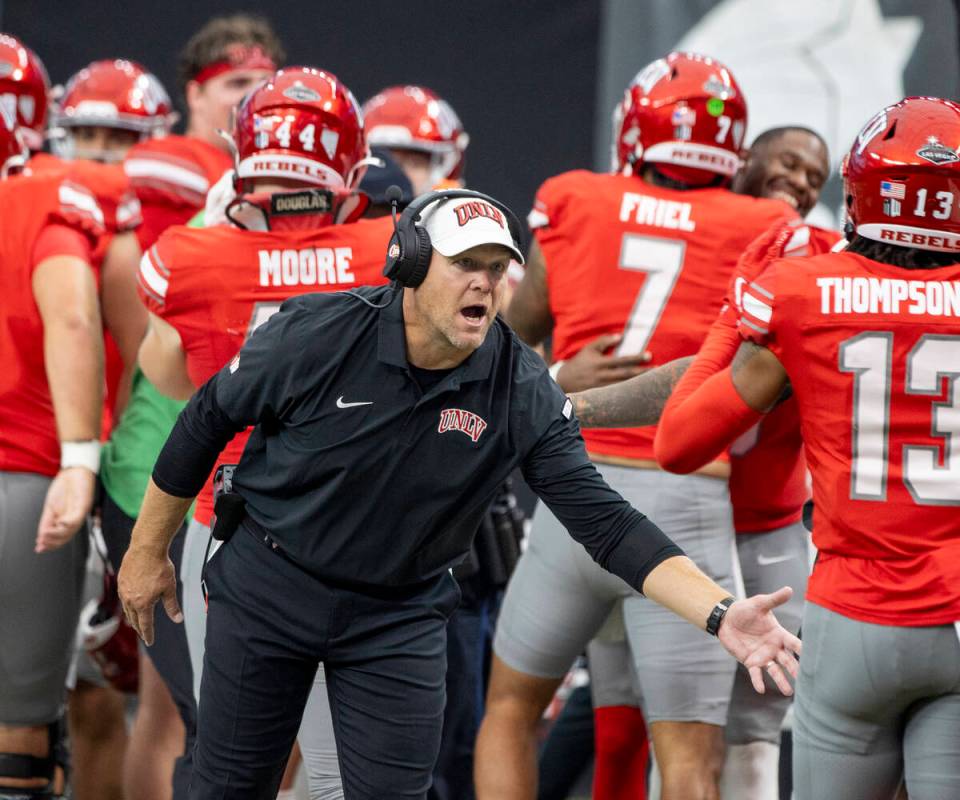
left=99, top=369, right=187, bottom=518
left=99, top=208, right=207, bottom=518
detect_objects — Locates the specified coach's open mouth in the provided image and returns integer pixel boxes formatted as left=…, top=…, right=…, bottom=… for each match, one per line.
left=460, top=304, right=487, bottom=327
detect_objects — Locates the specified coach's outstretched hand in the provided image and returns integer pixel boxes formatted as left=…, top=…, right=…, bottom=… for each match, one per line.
left=719, top=587, right=801, bottom=696
left=118, top=543, right=183, bottom=647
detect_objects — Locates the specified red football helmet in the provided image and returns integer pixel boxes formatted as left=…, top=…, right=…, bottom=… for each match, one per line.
left=613, top=52, right=747, bottom=185
left=233, top=66, right=368, bottom=191
left=363, top=85, right=469, bottom=185
left=54, top=60, right=174, bottom=137
left=78, top=571, right=139, bottom=694
left=0, top=96, right=27, bottom=177
left=843, top=96, right=960, bottom=253
left=0, top=33, right=50, bottom=151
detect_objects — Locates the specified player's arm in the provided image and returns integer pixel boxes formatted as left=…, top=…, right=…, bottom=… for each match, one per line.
left=32, top=233, right=104, bottom=552
left=654, top=342, right=788, bottom=473
left=505, top=237, right=553, bottom=346
left=100, top=231, right=148, bottom=415
left=138, top=313, right=195, bottom=401
left=522, top=385, right=800, bottom=695
left=571, top=356, right=692, bottom=427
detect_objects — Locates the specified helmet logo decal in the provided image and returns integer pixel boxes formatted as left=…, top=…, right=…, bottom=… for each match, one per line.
left=283, top=82, right=321, bottom=103
left=702, top=75, right=735, bottom=100
left=917, top=138, right=960, bottom=165
left=320, top=128, right=339, bottom=159
left=671, top=104, right=696, bottom=141
left=880, top=180, right=905, bottom=218
left=0, top=95, right=15, bottom=129
left=0, top=61, right=13, bottom=78
left=17, top=95, right=34, bottom=125
left=139, top=74, right=169, bottom=115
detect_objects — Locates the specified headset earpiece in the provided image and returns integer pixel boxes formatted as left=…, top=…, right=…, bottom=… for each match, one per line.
left=382, top=188, right=524, bottom=288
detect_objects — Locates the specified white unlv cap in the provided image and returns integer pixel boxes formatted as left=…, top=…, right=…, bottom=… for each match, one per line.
left=421, top=197, right=525, bottom=264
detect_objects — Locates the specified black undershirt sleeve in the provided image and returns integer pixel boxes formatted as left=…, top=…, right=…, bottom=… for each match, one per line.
left=521, top=414, right=684, bottom=593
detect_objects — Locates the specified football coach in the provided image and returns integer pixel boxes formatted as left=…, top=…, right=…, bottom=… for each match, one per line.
left=119, top=188, right=801, bottom=800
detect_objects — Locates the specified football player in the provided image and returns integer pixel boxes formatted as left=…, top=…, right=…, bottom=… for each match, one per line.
left=0, top=106, right=109, bottom=800
left=135, top=67, right=391, bottom=800
left=40, top=56, right=174, bottom=800
left=475, top=52, right=796, bottom=800
left=363, top=85, right=469, bottom=195
left=655, top=95, right=960, bottom=800
left=572, top=125, right=835, bottom=800
left=95, top=16, right=284, bottom=800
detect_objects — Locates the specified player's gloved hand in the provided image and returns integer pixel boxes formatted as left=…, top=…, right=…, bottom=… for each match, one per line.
left=35, top=466, right=96, bottom=552
left=734, top=219, right=801, bottom=288
left=118, top=543, right=183, bottom=647
left=555, top=333, right=651, bottom=393
left=717, top=586, right=802, bottom=696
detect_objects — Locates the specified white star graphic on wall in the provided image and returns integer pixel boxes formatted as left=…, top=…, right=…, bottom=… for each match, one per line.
left=677, top=0, right=922, bottom=168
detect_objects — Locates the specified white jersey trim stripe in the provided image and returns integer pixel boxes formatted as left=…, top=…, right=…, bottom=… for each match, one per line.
left=740, top=317, right=769, bottom=336
left=742, top=290, right=773, bottom=323
left=747, top=280, right=774, bottom=300
left=58, top=183, right=105, bottom=227
left=124, top=158, right=210, bottom=195
left=139, top=250, right=169, bottom=300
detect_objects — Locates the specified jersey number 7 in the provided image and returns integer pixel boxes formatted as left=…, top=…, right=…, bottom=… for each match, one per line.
left=614, top=233, right=686, bottom=356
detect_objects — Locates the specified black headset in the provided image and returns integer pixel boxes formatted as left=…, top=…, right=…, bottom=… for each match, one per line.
left=382, top=188, right=524, bottom=288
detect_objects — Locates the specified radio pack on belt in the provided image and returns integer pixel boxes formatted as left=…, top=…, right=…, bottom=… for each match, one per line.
left=211, top=464, right=245, bottom=542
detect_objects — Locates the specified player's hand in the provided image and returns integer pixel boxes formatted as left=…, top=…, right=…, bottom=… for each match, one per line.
left=555, top=333, right=651, bottom=393
left=118, top=543, right=183, bottom=646
left=35, top=466, right=96, bottom=552
left=736, top=220, right=799, bottom=282
left=717, top=587, right=802, bottom=696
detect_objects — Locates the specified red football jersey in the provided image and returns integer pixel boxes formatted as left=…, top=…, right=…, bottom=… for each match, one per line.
left=124, top=134, right=232, bottom=250
left=138, top=216, right=394, bottom=524
left=25, top=153, right=144, bottom=436
left=739, top=250, right=960, bottom=625
left=27, top=153, right=142, bottom=253
left=729, top=223, right=842, bottom=532
left=531, top=170, right=794, bottom=461
left=0, top=172, right=105, bottom=476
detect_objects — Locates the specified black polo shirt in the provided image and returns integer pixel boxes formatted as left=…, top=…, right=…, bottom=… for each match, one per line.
left=153, top=285, right=683, bottom=587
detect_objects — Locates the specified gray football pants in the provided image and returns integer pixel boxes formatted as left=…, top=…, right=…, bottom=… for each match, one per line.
left=0, top=471, right=88, bottom=724
left=793, top=601, right=960, bottom=800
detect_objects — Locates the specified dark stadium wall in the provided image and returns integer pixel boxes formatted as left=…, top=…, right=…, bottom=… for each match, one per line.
left=0, top=0, right=601, bottom=239
left=596, top=0, right=960, bottom=226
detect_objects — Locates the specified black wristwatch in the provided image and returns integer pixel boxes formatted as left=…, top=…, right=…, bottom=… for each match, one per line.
left=706, top=596, right=735, bottom=637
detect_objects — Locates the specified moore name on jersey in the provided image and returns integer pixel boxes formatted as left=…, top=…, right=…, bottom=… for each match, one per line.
left=258, top=247, right=356, bottom=287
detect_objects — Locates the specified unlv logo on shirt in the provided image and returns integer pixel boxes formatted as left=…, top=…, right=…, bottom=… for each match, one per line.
left=438, top=408, right=488, bottom=443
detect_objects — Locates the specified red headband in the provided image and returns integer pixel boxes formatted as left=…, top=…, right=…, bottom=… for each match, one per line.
left=194, top=44, right=277, bottom=85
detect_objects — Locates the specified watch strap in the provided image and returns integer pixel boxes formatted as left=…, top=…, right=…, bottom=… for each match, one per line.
left=706, top=596, right=735, bottom=637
